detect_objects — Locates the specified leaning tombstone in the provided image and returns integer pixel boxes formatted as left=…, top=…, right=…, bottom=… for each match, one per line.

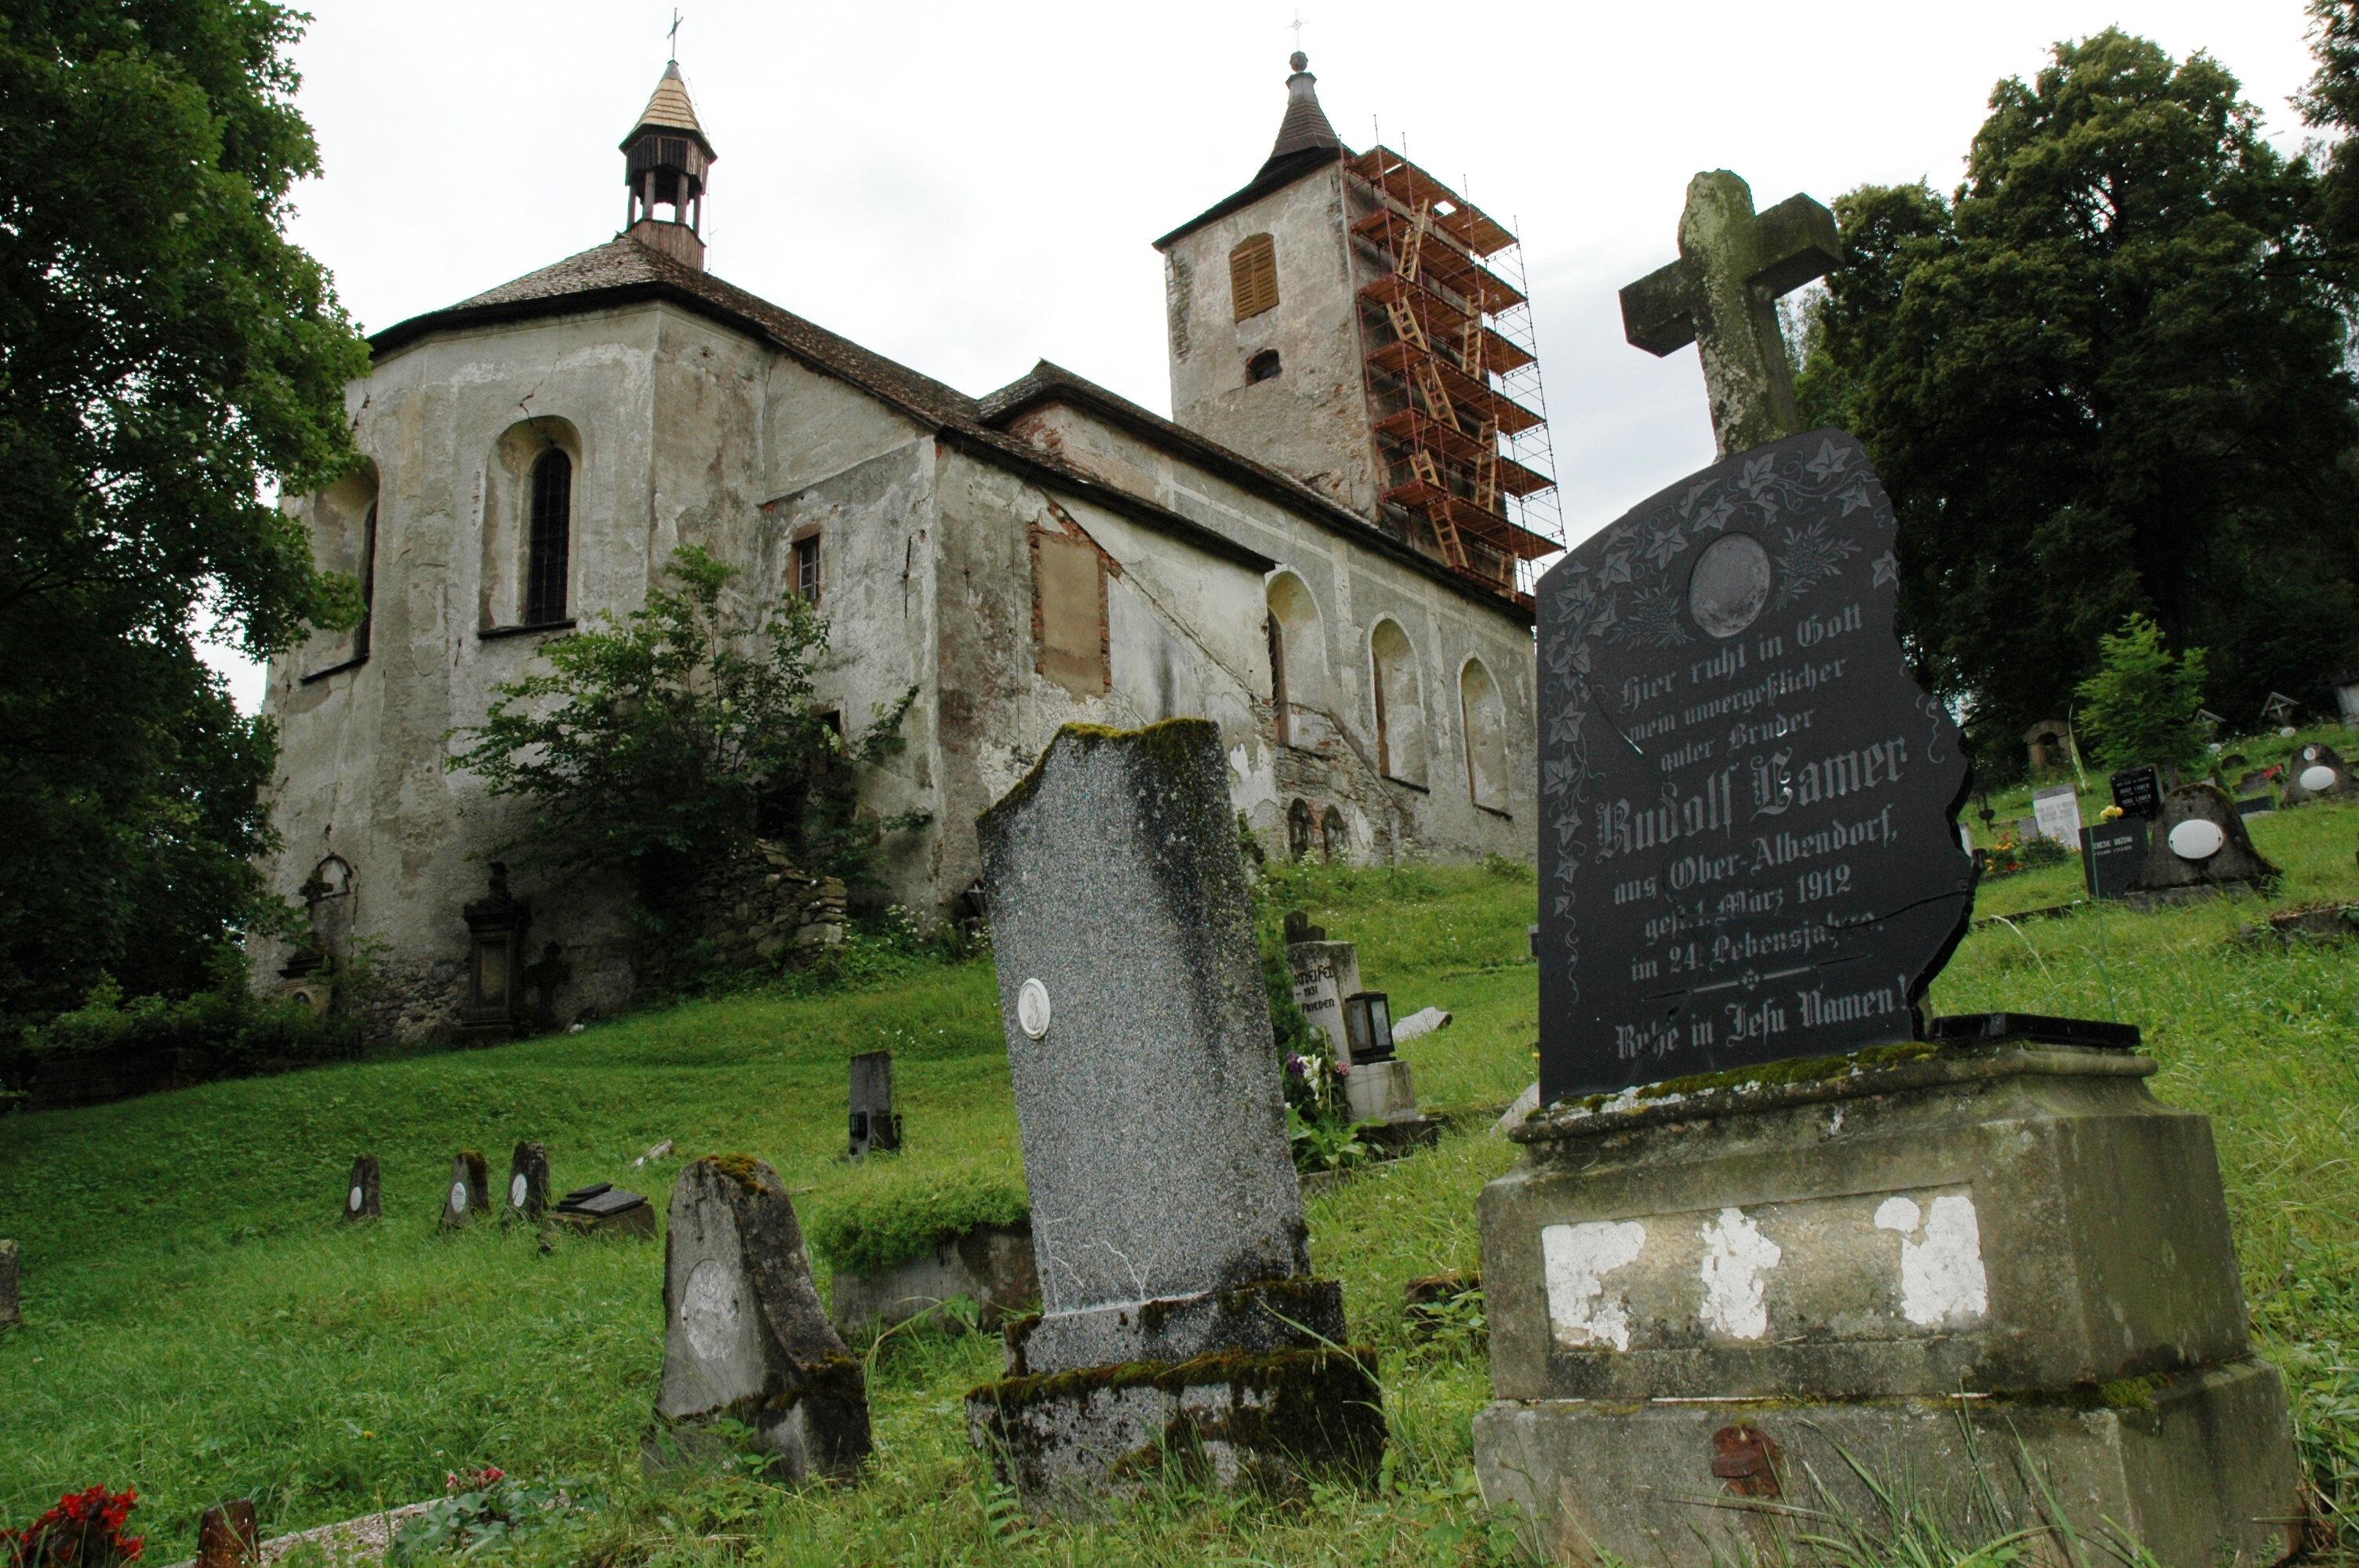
left=2126, top=782, right=2280, bottom=903
left=1285, top=928, right=1361, bottom=1062
left=196, top=1501, right=258, bottom=1568
left=343, top=1156, right=380, bottom=1221
left=0, top=1240, right=17, bottom=1328
left=966, top=721, right=1384, bottom=1508
left=847, top=1051, right=901, bottom=1159
left=504, top=1142, right=550, bottom=1223
left=2280, top=742, right=2357, bottom=806
left=1474, top=169, right=2301, bottom=1567
left=2080, top=817, right=2148, bottom=901
left=440, top=1151, right=490, bottom=1229
left=645, top=1155, right=869, bottom=1480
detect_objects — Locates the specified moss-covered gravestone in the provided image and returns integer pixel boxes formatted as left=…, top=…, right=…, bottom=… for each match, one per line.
left=965, top=721, right=1383, bottom=1508
left=645, top=1155, right=869, bottom=1480
left=441, top=1151, right=489, bottom=1229
left=343, top=1156, right=380, bottom=1221
left=2127, top=782, right=2280, bottom=902
left=504, top=1142, right=550, bottom=1222
left=0, top=1240, right=17, bottom=1328
left=2281, top=742, right=2357, bottom=806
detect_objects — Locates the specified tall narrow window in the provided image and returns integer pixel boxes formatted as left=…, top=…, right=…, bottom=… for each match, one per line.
left=354, top=503, right=378, bottom=660
left=1230, top=234, right=1278, bottom=321
left=793, top=535, right=822, bottom=604
left=527, top=449, right=572, bottom=625
left=1267, top=613, right=1289, bottom=746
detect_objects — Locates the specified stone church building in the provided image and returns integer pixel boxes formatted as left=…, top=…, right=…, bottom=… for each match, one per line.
left=260, top=56, right=1558, bottom=1037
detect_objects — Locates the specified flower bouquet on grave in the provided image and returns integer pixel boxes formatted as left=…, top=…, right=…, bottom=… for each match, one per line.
left=5, top=1487, right=142, bottom=1568
left=1283, top=1042, right=1374, bottom=1173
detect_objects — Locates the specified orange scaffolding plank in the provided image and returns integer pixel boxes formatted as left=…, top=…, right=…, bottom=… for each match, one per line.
left=1352, top=215, right=1528, bottom=312
left=1359, top=274, right=1533, bottom=373
left=1365, top=340, right=1544, bottom=434
left=1379, top=481, right=1561, bottom=561
left=1372, top=409, right=1552, bottom=496
left=1347, top=147, right=1517, bottom=256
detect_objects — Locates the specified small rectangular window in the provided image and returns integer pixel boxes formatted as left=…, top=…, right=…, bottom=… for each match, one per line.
left=1230, top=234, right=1279, bottom=321
left=793, top=535, right=822, bottom=604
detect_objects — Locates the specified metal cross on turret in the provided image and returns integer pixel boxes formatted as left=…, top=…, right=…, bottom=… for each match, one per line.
left=1619, top=170, right=1841, bottom=459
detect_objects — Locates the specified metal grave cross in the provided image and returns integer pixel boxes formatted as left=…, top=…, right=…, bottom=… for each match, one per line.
left=1619, top=169, right=1841, bottom=459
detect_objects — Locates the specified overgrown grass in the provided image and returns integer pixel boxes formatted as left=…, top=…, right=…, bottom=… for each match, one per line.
left=3, top=790, right=2357, bottom=1564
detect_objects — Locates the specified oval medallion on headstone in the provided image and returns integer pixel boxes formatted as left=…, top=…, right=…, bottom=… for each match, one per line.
left=682, top=1257, right=743, bottom=1360
left=510, top=1174, right=529, bottom=1209
left=449, top=1180, right=469, bottom=1213
left=1686, top=532, right=1772, bottom=640
left=1018, top=977, right=1052, bottom=1040
left=348, top=1185, right=363, bottom=1214
left=2301, top=765, right=2337, bottom=793
left=2168, top=818, right=2226, bottom=860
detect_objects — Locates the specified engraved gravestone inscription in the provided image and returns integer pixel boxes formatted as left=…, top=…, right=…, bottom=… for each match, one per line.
left=1535, top=428, right=1973, bottom=1102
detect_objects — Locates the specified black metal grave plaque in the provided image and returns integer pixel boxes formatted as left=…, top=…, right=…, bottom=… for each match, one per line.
left=2109, top=766, right=2161, bottom=820
left=2081, top=818, right=2148, bottom=900
left=1536, top=430, right=1973, bottom=1101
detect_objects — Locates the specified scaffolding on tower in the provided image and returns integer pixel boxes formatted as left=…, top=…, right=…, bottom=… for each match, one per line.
left=1345, top=147, right=1562, bottom=605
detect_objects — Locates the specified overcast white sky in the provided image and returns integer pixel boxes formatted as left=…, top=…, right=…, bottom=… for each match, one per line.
left=208, top=0, right=2323, bottom=709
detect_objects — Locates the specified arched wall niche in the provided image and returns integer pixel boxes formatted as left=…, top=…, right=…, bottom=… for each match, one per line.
left=302, top=462, right=380, bottom=677
left=1265, top=571, right=1329, bottom=746
left=1369, top=618, right=1428, bottom=788
left=1460, top=657, right=1509, bottom=813
left=483, top=416, right=584, bottom=631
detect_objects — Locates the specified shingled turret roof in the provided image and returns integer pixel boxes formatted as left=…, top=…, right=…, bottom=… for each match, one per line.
left=623, top=60, right=714, bottom=158
left=1259, top=53, right=1340, bottom=177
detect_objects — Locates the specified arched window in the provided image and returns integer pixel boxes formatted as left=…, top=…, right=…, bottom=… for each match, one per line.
left=1321, top=808, right=1347, bottom=863
left=1461, top=658, right=1509, bottom=812
left=354, top=503, right=378, bottom=661
left=1230, top=233, right=1278, bottom=321
left=1370, top=619, right=1428, bottom=787
left=1266, top=572, right=1326, bottom=748
left=1246, top=348, right=1282, bottom=384
left=527, top=449, right=572, bottom=625
left=1288, top=799, right=1315, bottom=862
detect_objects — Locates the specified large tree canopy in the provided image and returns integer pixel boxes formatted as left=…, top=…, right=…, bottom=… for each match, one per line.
left=1797, top=29, right=2359, bottom=776
left=0, top=1, right=369, bottom=1022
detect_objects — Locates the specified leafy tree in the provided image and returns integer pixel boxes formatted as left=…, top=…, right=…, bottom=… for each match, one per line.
left=1796, top=30, right=2359, bottom=778
left=2074, top=613, right=2212, bottom=775
left=449, top=546, right=925, bottom=927
left=0, top=2, right=370, bottom=1022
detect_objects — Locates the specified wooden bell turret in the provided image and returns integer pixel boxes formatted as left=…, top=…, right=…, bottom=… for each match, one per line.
left=622, top=60, right=715, bottom=270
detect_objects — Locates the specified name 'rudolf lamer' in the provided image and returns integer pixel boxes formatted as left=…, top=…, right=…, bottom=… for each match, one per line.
left=1594, top=735, right=1910, bottom=864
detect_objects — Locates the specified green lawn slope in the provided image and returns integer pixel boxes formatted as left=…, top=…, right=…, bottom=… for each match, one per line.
left=3, top=782, right=2358, bottom=1565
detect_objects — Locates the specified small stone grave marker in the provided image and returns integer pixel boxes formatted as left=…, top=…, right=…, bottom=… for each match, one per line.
left=646, top=1155, right=869, bottom=1480
left=441, top=1152, right=489, bottom=1229
left=2081, top=818, right=2148, bottom=901
left=847, top=1051, right=900, bottom=1159
left=196, top=1501, right=257, bottom=1568
left=553, top=1182, right=656, bottom=1237
left=1285, top=934, right=1362, bottom=1062
left=2128, top=782, right=2280, bottom=900
left=0, top=1239, right=17, bottom=1328
left=967, top=720, right=1383, bottom=1507
left=2032, top=784, right=2083, bottom=844
left=2281, top=742, right=2356, bottom=806
left=2016, top=815, right=2041, bottom=844
left=343, top=1156, right=380, bottom=1221
left=504, top=1142, right=550, bottom=1222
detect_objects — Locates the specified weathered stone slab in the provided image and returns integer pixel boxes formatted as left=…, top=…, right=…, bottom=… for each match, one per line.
left=831, top=1221, right=1039, bottom=1337
left=552, top=1182, right=657, bottom=1238
left=441, top=1152, right=489, bottom=1229
left=503, top=1142, right=549, bottom=1222
left=343, top=1156, right=380, bottom=1221
left=2127, top=782, right=2278, bottom=899
left=1475, top=1360, right=2299, bottom=1568
left=2281, top=741, right=2356, bottom=806
left=1343, top=1058, right=1419, bottom=1124
left=646, top=1155, right=869, bottom=1479
left=1534, top=428, right=1972, bottom=1102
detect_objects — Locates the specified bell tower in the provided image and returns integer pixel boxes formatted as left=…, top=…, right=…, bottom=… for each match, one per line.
left=621, top=60, right=715, bottom=271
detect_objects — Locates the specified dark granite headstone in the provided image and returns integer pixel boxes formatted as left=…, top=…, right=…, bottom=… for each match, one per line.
left=2110, top=766, right=2161, bottom=819
left=344, top=1155, right=380, bottom=1221
left=645, top=1155, right=868, bottom=1480
left=441, top=1151, right=489, bottom=1229
left=2127, top=783, right=2280, bottom=898
left=553, top=1181, right=656, bottom=1237
left=0, top=1239, right=17, bottom=1328
left=1534, top=429, right=1972, bottom=1101
left=2281, top=742, right=2356, bottom=806
left=504, top=1142, right=550, bottom=1221
left=847, top=1051, right=900, bottom=1159
left=2081, top=819, right=2149, bottom=901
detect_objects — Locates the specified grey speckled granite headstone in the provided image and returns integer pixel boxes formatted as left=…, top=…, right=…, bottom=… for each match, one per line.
left=1535, top=428, right=1973, bottom=1102
left=977, top=720, right=1341, bottom=1374
left=645, top=1156, right=868, bottom=1480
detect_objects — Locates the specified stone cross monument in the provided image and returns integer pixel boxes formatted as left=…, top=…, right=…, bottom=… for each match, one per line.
left=1620, top=170, right=1840, bottom=458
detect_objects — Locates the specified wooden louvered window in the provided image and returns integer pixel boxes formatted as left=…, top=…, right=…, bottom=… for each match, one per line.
left=1230, top=234, right=1278, bottom=321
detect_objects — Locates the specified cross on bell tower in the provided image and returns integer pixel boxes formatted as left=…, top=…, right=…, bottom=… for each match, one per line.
left=621, top=59, right=717, bottom=272
left=1619, top=170, right=1840, bottom=458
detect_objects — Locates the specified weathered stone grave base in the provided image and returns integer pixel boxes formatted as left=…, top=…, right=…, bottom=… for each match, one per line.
left=1343, top=1058, right=1419, bottom=1123
left=1473, top=1359, right=2298, bottom=1568
left=969, top=1345, right=1385, bottom=1512
left=1003, top=1278, right=1347, bottom=1376
left=642, top=1385, right=869, bottom=1479
left=831, top=1221, right=1039, bottom=1337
